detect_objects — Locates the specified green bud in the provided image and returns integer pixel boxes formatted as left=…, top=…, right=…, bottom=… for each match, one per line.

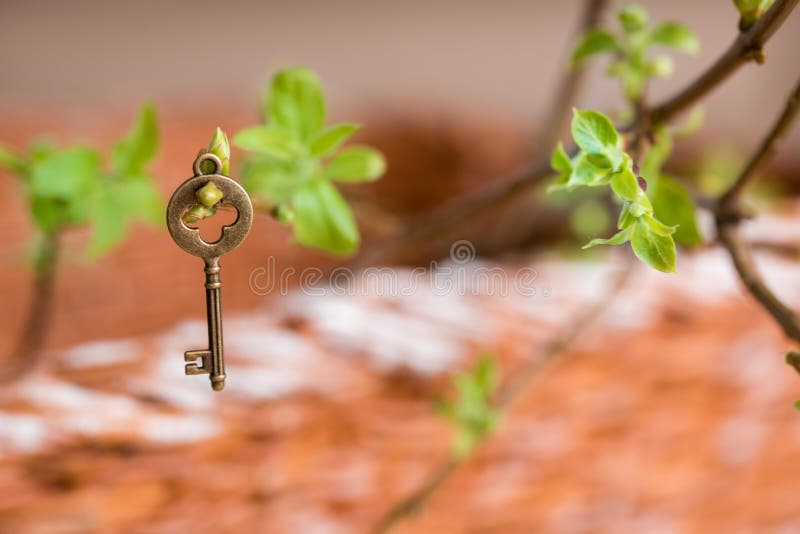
left=182, top=204, right=216, bottom=224
left=618, top=5, right=649, bottom=33
left=196, top=181, right=225, bottom=208
left=649, top=56, right=674, bottom=78
left=271, top=204, right=295, bottom=225
left=201, top=127, right=230, bottom=175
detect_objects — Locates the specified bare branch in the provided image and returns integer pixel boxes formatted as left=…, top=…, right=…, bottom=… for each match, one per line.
left=649, top=0, right=799, bottom=124
left=714, top=75, right=800, bottom=344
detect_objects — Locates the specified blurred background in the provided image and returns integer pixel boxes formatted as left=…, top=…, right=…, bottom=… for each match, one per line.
left=1, top=1, right=800, bottom=532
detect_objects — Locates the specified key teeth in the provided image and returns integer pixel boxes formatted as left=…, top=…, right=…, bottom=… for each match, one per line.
left=184, top=349, right=210, bottom=375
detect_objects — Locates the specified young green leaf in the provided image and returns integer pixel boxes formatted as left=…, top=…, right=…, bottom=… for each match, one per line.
left=572, top=29, right=620, bottom=66
left=111, top=103, right=158, bottom=175
left=233, top=126, right=302, bottom=161
left=118, top=174, right=164, bottom=227
left=631, top=219, right=676, bottom=272
left=292, top=179, right=359, bottom=255
left=267, top=68, right=326, bottom=142
left=582, top=226, right=633, bottom=249
left=309, top=123, right=361, bottom=157
left=325, top=146, right=386, bottom=182
left=650, top=22, right=699, bottom=54
left=571, top=109, right=619, bottom=160
left=551, top=142, right=572, bottom=174
left=86, top=183, right=129, bottom=257
left=733, top=0, right=775, bottom=30
left=241, top=157, right=296, bottom=206
left=30, top=147, right=100, bottom=199
left=203, top=127, right=231, bottom=175
left=610, top=167, right=640, bottom=201
left=568, top=153, right=613, bottom=188
left=618, top=5, right=649, bottom=33
left=648, top=174, right=703, bottom=246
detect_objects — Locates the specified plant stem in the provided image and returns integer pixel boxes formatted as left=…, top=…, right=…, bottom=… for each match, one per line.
left=713, top=75, right=800, bottom=344
left=0, top=231, right=60, bottom=383
left=373, top=257, right=636, bottom=533
left=649, top=0, right=799, bottom=125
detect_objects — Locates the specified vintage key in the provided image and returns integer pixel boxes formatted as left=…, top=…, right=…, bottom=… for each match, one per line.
left=166, top=152, right=253, bottom=391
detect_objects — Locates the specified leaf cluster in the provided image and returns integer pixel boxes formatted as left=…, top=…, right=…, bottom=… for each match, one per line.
left=572, top=4, right=699, bottom=100
left=0, top=104, right=162, bottom=257
left=436, top=356, right=501, bottom=458
left=234, top=68, right=386, bottom=256
left=551, top=109, right=678, bottom=272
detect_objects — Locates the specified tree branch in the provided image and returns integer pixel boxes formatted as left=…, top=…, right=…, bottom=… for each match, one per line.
left=359, top=0, right=798, bottom=265
left=714, top=75, right=800, bottom=344
left=649, top=0, right=799, bottom=124
left=373, top=258, right=636, bottom=533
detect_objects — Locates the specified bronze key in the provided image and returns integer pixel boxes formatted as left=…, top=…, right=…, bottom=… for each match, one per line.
left=166, top=152, right=253, bottom=391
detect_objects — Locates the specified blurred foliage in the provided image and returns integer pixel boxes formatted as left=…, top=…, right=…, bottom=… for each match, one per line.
left=0, top=104, right=162, bottom=258
left=436, top=356, right=501, bottom=458
left=234, top=68, right=386, bottom=256
left=572, top=4, right=698, bottom=101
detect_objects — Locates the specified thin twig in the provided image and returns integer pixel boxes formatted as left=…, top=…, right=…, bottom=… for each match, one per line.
left=374, top=257, right=636, bottom=533
left=649, top=0, right=799, bottom=125
left=355, top=0, right=609, bottom=267
left=0, top=231, right=61, bottom=383
left=714, top=75, right=800, bottom=343
left=358, top=0, right=798, bottom=265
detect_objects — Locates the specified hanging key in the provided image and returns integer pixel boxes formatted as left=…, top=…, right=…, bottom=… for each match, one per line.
left=166, top=152, right=253, bottom=391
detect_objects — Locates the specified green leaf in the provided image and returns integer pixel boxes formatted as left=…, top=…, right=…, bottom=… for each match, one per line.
left=734, top=0, right=775, bottom=29
left=0, top=144, right=25, bottom=174
left=86, top=183, right=129, bottom=258
left=648, top=56, right=674, bottom=78
left=292, top=179, right=359, bottom=255
left=119, top=174, right=163, bottom=227
left=642, top=213, right=677, bottom=237
left=242, top=157, right=296, bottom=205
left=325, top=146, right=386, bottom=182
left=30, top=197, right=68, bottom=232
left=309, top=123, right=361, bottom=157
left=567, top=153, right=613, bottom=188
left=582, top=226, right=633, bottom=249
left=550, top=142, right=572, bottom=174
left=618, top=5, right=649, bottom=33
left=650, top=22, right=699, bottom=54
left=233, top=126, right=303, bottom=161
left=111, top=103, right=158, bottom=175
left=571, top=109, right=619, bottom=161
left=267, top=68, right=326, bottom=142
left=631, top=219, right=676, bottom=272
left=571, top=29, right=620, bottom=66
left=608, top=60, right=647, bottom=101
left=473, top=356, right=497, bottom=394
left=30, top=147, right=100, bottom=199
left=610, top=166, right=639, bottom=201
left=648, top=174, right=703, bottom=246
